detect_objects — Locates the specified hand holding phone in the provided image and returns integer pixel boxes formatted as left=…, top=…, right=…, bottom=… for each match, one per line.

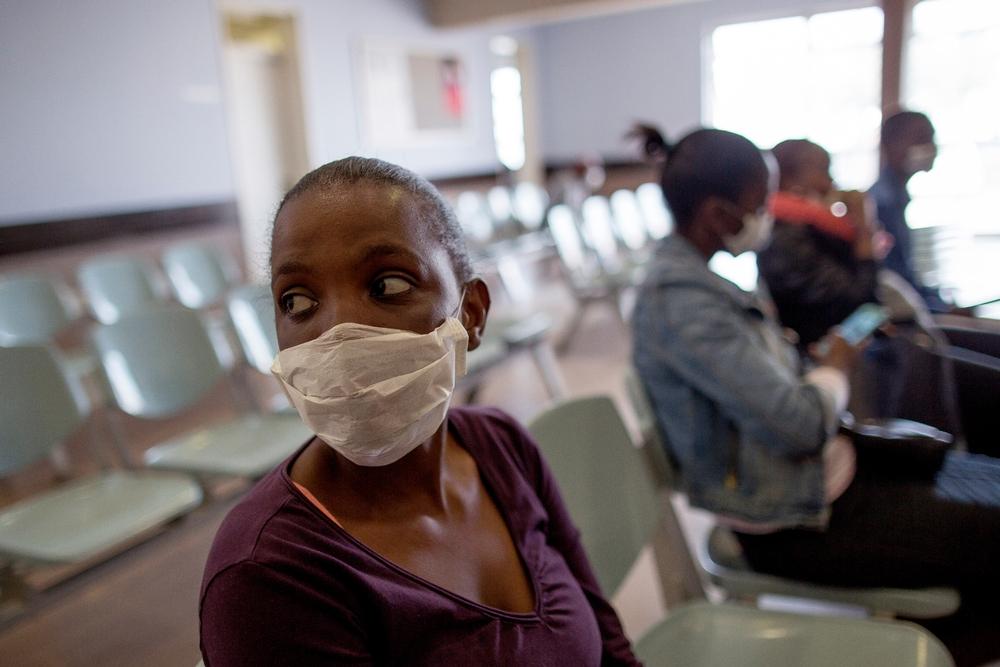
left=837, top=303, right=889, bottom=345
left=812, top=303, right=888, bottom=369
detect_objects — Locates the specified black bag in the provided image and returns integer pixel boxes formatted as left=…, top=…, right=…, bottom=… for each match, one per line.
left=841, top=416, right=952, bottom=480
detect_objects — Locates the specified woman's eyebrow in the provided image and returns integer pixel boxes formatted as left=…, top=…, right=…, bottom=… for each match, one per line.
left=272, top=260, right=312, bottom=279
left=360, top=243, right=424, bottom=267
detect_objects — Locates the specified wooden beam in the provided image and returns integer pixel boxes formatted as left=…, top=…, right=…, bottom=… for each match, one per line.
left=881, top=0, right=916, bottom=114
left=423, top=0, right=701, bottom=29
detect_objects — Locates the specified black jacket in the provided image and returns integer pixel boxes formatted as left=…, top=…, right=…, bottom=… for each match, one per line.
left=757, top=221, right=878, bottom=348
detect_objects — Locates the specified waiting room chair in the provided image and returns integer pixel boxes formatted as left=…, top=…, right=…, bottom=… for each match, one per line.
left=0, top=274, right=75, bottom=346
left=632, top=600, right=953, bottom=667
left=609, top=189, right=651, bottom=256
left=634, top=182, right=673, bottom=241
left=623, top=369, right=961, bottom=621
left=546, top=204, right=630, bottom=348
left=78, top=255, right=165, bottom=324
left=528, top=396, right=954, bottom=667
left=511, top=181, right=549, bottom=232
left=486, top=185, right=518, bottom=239
left=226, top=284, right=278, bottom=377
left=0, top=346, right=202, bottom=591
left=0, top=274, right=97, bottom=384
left=581, top=195, right=629, bottom=275
left=92, top=306, right=311, bottom=480
left=162, top=242, right=238, bottom=309
left=454, top=191, right=495, bottom=255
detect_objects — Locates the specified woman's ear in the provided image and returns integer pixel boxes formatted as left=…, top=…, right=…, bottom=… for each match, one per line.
left=700, top=196, right=738, bottom=239
left=460, top=278, right=490, bottom=351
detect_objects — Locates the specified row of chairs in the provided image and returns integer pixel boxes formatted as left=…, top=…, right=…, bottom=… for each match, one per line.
left=0, top=304, right=312, bottom=602
left=0, top=242, right=237, bottom=350
left=1, top=238, right=575, bottom=600
left=527, top=393, right=955, bottom=666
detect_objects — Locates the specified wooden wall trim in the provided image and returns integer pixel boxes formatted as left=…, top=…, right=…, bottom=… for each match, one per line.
left=0, top=201, right=240, bottom=257
left=881, top=0, right=915, bottom=115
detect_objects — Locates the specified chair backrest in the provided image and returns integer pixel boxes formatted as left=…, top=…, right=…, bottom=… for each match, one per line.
left=162, top=243, right=235, bottom=309
left=486, top=186, right=514, bottom=224
left=227, top=284, right=279, bottom=375
left=623, top=367, right=680, bottom=488
left=609, top=189, right=649, bottom=251
left=635, top=182, right=673, bottom=240
left=528, top=396, right=661, bottom=595
left=512, top=181, right=549, bottom=231
left=547, top=204, right=590, bottom=276
left=78, top=255, right=163, bottom=324
left=580, top=196, right=622, bottom=271
left=0, top=345, right=85, bottom=475
left=454, top=191, right=494, bottom=244
left=0, top=275, right=72, bottom=346
left=92, top=306, right=225, bottom=418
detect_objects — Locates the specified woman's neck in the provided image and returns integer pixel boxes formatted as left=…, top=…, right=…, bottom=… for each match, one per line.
left=293, top=425, right=454, bottom=521
left=678, top=226, right=721, bottom=262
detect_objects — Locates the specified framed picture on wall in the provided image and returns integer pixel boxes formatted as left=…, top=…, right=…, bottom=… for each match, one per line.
left=356, top=39, right=474, bottom=149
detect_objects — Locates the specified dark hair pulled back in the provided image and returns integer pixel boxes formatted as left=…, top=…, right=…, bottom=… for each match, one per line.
left=629, top=123, right=768, bottom=227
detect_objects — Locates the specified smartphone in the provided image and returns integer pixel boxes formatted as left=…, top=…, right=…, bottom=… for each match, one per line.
left=837, top=303, right=889, bottom=345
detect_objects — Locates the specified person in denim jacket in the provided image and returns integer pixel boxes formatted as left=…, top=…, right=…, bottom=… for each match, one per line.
left=630, top=125, right=1000, bottom=667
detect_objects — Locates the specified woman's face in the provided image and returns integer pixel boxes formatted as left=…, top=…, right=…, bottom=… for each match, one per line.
left=270, top=182, right=471, bottom=350
left=797, top=148, right=834, bottom=200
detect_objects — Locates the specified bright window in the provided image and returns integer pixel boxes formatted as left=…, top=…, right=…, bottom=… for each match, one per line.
left=904, top=0, right=1000, bottom=307
left=705, top=6, right=883, bottom=288
left=707, top=6, right=884, bottom=190
left=490, top=64, right=526, bottom=172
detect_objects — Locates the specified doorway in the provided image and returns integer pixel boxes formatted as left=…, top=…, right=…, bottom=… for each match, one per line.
left=220, top=14, right=310, bottom=281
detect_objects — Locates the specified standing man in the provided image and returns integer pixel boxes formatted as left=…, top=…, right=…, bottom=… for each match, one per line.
left=868, top=110, right=948, bottom=311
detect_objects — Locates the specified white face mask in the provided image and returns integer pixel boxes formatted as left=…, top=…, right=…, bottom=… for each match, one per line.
left=904, top=143, right=937, bottom=174
left=271, top=316, right=469, bottom=467
left=723, top=210, right=774, bottom=256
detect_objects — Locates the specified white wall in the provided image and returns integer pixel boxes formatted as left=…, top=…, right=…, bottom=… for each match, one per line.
left=222, top=0, right=535, bottom=180
left=0, top=0, right=235, bottom=225
left=536, top=0, right=874, bottom=162
left=1, top=0, right=527, bottom=226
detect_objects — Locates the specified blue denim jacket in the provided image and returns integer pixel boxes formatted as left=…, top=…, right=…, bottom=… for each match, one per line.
left=632, top=235, right=834, bottom=529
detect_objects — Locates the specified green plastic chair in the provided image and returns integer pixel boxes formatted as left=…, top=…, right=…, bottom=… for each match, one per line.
left=78, top=255, right=165, bottom=324
left=0, top=275, right=74, bottom=346
left=226, top=284, right=279, bottom=376
left=528, top=396, right=955, bottom=667
left=92, top=306, right=311, bottom=478
left=0, top=346, right=202, bottom=567
left=623, top=368, right=961, bottom=620
left=162, top=242, right=237, bottom=309
left=528, top=396, right=663, bottom=596
left=633, top=600, right=954, bottom=667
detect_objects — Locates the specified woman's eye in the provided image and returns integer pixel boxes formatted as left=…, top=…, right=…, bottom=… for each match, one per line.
left=280, top=293, right=317, bottom=316
left=372, top=277, right=412, bottom=297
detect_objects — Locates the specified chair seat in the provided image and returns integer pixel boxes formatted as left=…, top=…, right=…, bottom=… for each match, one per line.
left=144, top=414, right=312, bottom=478
left=702, top=526, right=960, bottom=619
left=464, top=337, right=508, bottom=375
left=0, top=471, right=202, bottom=564
left=493, top=312, right=552, bottom=347
left=635, top=602, right=954, bottom=667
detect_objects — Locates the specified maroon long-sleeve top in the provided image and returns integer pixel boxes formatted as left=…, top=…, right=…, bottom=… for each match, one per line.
left=200, top=406, right=640, bottom=666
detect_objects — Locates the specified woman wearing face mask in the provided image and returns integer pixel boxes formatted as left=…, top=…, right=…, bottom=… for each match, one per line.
left=868, top=109, right=949, bottom=312
left=199, top=158, right=639, bottom=666
left=630, top=125, right=1000, bottom=667
left=756, top=139, right=884, bottom=349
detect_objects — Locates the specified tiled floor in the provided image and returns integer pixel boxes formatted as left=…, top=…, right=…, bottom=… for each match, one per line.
left=0, top=228, right=715, bottom=665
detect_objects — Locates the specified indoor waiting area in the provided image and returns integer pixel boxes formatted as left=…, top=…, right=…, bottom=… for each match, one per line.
left=2, top=0, right=1000, bottom=665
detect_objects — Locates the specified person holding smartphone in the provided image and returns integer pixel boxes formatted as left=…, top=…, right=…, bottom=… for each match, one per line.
left=757, top=139, right=886, bottom=350
left=630, top=124, right=1000, bottom=666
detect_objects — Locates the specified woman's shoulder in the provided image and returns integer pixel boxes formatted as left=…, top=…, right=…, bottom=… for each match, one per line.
left=201, top=463, right=344, bottom=595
